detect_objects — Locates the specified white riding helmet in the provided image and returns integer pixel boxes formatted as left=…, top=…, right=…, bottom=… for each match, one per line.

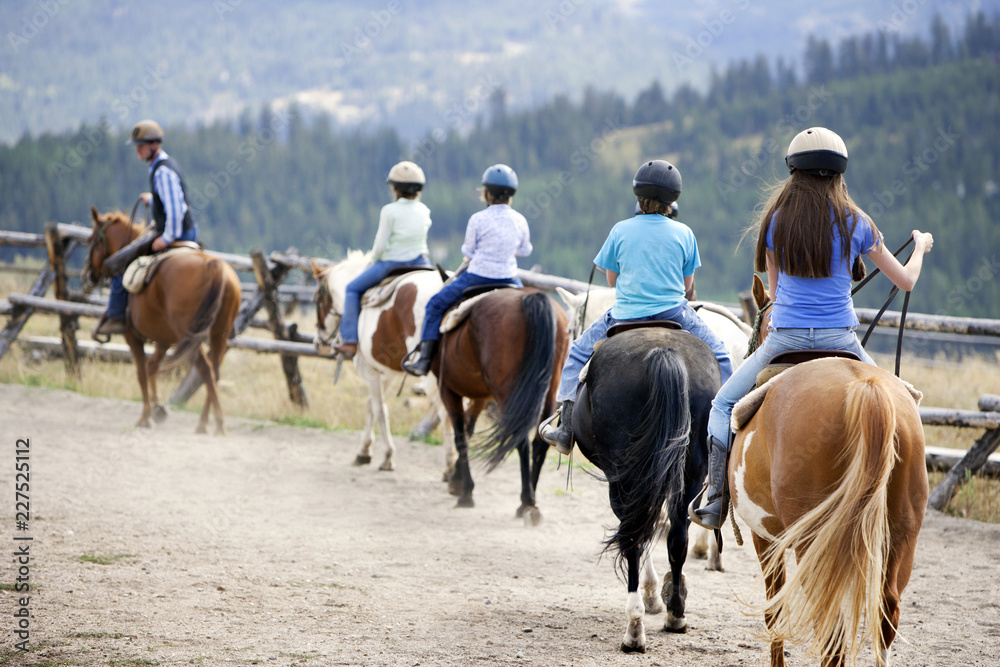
left=386, top=161, right=426, bottom=186
left=785, top=127, right=848, bottom=176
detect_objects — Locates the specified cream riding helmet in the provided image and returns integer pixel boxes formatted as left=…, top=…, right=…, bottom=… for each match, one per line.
left=785, top=127, right=848, bottom=176
left=127, top=119, right=164, bottom=144
left=386, top=161, right=426, bottom=196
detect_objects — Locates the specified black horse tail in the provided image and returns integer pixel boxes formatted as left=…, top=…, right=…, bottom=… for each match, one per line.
left=483, top=292, right=557, bottom=471
left=161, top=258, right=225, bottom=372
left=605, top=346, right=691, bottom=579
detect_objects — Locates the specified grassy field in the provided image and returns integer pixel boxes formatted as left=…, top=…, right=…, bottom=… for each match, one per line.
left=1, top=266, right=998, bottom=522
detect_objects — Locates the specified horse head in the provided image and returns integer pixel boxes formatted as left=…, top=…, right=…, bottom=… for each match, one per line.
left=556, top=285, right=616, bottom=340
left=746, top=273, right=773, bottom=355
left=311, top=250, right=370, bottom=352
left=83, top=206, right=141, bottom=289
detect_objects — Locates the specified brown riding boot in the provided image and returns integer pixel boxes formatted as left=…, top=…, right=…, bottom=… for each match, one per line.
left=334, top=342, right=358, bottom=358
left=91, top=314, right=126, bottom=341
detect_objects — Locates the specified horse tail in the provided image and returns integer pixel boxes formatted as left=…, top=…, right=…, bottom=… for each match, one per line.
left=483, top=292, right=557, bottom=471
left=161, top=258, right=226, bottom=372
left=605, top=347, right=690, bottom=579
left=761, top=373, right=898, bottom=664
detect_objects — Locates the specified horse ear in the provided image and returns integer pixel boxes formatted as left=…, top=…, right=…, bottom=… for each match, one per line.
left=555, top=286, right=579, bottom=308
left=90, top=205, right=100, bottom=226
left=752, top=273, right=768, bottom=308
left=311, top=259, right=323, bottom=278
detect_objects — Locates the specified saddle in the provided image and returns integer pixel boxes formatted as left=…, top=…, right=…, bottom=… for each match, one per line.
left=122, top=243, right=201, bottom=294
left=439, top=285, right=520, bottom=334
left=580, top=320, right=683, bottom=384
left=360, top=266, right=436, bottom=309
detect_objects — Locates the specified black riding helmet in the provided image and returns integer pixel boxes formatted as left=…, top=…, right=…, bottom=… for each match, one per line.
left=632, top=160, right=682, bottom=204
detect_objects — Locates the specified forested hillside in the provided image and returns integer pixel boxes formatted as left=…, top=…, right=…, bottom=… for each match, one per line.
left=2, top=13, right=999, bottom=317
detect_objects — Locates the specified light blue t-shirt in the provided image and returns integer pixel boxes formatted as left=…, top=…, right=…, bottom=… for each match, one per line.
left=595, top=214, right=700, bottom=320
left=766, top=213, right=881, bottom=328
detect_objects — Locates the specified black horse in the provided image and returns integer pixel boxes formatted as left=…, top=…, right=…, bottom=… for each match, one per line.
left=571, top=326, right=719, bottom=653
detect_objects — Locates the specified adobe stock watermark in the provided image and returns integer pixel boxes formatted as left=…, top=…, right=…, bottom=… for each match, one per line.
left=716, top=85, right=833, bottom=201
left=339, top=1, right=404, bottom=63
left=877, top=0, right=929, bottom=34
left=50, top=61, right=171, bottom=181
left=188, top=108, right=293, bottom=211
left=672, top=0, right=752, bottom=75
left=943, top=255, right=1000, bottom=312
left=7, top=0, right=74, bottom=52
left=520, top=118, right=623, bottom=219
left=408, top=74, right=504, bottom=163
left=546, top=0, right=587, bottom=29
left=866, top=126, right=960, bottom=219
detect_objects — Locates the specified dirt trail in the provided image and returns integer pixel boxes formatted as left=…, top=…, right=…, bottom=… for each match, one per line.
left=1, top=383, right=998, bottom=666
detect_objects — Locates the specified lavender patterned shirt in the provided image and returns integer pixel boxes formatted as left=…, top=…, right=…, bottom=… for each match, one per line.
left=461, top=204, right=532, bottom=279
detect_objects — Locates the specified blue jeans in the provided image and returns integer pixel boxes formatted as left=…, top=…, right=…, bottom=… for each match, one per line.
left=420, top=271, right=523, bottom=342
left=556, top=302, right=735, bottom=402
left=339, top=255, right=431, bottom=343
left=707, top=326, right=877, bottom=444
left=107, top=226, right=199, bottom=320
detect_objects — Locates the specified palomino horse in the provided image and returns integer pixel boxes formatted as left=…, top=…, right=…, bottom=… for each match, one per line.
left=729, top=275, right=927, bottom=666
left=556, top=285, right=749, bottom=571
left=570, top=327, right=720, bottom=652
left=312, top=251, right=456, bottom=474
left=440, top=288, right=569, bottom=522
left=84, top=207, right=241, bottom=434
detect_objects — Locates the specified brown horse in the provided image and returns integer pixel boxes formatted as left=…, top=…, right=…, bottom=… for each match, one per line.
left=435, top=287, right=568, bottom=523
left=730, top=275, right=927, bottom=666
left=84, top=207, right=242, bottom=435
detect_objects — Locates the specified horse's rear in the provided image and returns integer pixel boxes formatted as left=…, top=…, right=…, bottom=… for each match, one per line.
left=732, top=358, right=926, bottom=666
left=439, top=288, right=568, bottom=519
left=572, top=328, right=720, bottom=652
left=128, top=251, right=241, bottom=435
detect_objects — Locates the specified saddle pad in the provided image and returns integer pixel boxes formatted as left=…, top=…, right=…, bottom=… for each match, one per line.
left=439, top=288, right=520, bottom=335
left=361, top=273, right=413, bottom=309
left=731, top=359, right=924, bottom=431
left=122, top=246, right=198, bottom=294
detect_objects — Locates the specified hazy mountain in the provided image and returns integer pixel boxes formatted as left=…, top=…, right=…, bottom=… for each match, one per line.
left=2, top=0, right=993, bottom=143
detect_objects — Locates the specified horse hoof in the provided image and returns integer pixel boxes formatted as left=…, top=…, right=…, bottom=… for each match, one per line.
left=214, top=427, right=227, bottom=437
left=195, top=425, right=208, bottom=435
left=644, top=596, right=665, bottom=616
left=448, top=481, right=463, bottom=497
left=621, top=642, right=646, bottom=654
left=455, top=496, right=475, bottom=508
left=353, top=455, right=372, bottom=466
left=520, top=506, right=542, bottom=527
left=136, top=418, right=152, bottom=429
left=378, top=461, right=395, bottom=472
left=152, top=405, right=168, bottom=424
left=663, top=613, right=687, bottom=633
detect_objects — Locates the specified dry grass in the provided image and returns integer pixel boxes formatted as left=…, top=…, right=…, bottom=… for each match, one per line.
left=1, top=268, right=998, bottom=521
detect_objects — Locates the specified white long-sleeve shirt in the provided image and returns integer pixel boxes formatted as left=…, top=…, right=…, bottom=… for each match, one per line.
left=462, top=204, right=532, bottom=279
left=371, top=198, right=432, bottom=262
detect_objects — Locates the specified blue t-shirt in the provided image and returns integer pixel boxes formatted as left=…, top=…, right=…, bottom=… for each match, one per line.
left=766, top=213, right=881, bottom=328
left=595, top=214, right=701, bottom=320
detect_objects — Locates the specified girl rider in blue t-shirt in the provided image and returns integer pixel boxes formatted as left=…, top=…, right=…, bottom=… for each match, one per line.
left=540, top=160, right=735, bottom=454
left=692, top=127, right=934, bottom=530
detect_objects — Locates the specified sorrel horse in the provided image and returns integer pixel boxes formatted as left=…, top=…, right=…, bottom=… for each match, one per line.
left=729, top=275, right=927, bottom=666
left=569, top=326, right=720, bottom=652
left=84, top=207, right=241, bottom=434
left=312, top=251, right=456, bottom=473
left=556, top=285, right=749, bottom=571
left=440, top=287, right=568, bottom=523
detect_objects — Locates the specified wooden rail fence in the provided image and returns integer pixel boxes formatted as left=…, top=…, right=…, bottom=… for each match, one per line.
left=2, top=222, right=998, bottom=511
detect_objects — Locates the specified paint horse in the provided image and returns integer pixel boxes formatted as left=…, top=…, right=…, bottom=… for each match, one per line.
left=313, top=251, right=455, bottom=474
left=441, top=287, right=569, bottom=523
left=570, top=326, right=720, bottom=652
left=556, top=285, right=750, bottom=571
left=84, top=206, right=241, bottom=434
left=729, top=275, right=927, bottom=666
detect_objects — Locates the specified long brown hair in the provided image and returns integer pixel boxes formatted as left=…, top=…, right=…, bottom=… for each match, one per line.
left=753, top=171, right=878, bottom=278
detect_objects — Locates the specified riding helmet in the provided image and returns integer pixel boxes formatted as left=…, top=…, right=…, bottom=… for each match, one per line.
left=785, top=127, right=848, bottom=176
left=632, top=160, right=682, bottom=204
left=386, top=161, right=426, bottom=186
left=127, top=119, right=164, bottom=144
left=482, top=164, right=518, bottom=196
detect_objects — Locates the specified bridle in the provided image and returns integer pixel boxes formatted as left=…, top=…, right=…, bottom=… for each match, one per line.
left=312, top=276, right=341, bottom=347
left=82, top=199, right=147, bottom=289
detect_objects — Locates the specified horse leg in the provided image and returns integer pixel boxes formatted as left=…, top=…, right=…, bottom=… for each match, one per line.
left=146, top=343, right=170, bottom=424
left=440, top=405, right=458, bottom=483
left=441, top=388, right=474, bottom=507
left=353, top=392, right=375, bottom=466
left=877, top=537, right=917, bottom=667
left=661, top=499, right=690, bottom=633
left=515, top=433, right=548, bottom=526
left=690, top=526, right=724, bottom=572
left=752, top=532, right=786, bottom=667
left=124, top=328, right=153, bottom=428
left=640, top=547, right=664, bottom=615
left=514, top=436, right=541, bottom=525
left=355, top=357, right=395, bottom=471
left=621, top=546, right=647, bottom=653
left=193, top=347, right=225, bottom=435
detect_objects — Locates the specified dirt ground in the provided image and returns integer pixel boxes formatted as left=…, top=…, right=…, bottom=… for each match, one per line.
left=1, top=383, right=998, bottom=667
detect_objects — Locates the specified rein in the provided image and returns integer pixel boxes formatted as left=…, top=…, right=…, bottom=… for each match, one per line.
left=854, top=237, right=915, bottom=377
left=574, top=263, right=598, bottom=338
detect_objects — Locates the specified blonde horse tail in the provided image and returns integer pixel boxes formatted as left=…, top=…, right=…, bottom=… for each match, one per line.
left=161, top=258, right=226, bottom=372
left=762, top=373, right=898, bottom=665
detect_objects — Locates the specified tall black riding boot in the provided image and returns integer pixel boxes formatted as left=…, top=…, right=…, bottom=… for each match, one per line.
left=402, top=340, right=438, bottom=377
left=540, top=400, right=574, bottom=455
left=691, top=434, right=732, bottom=530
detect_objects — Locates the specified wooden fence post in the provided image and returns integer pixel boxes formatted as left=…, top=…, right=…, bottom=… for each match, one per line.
left=251, top=248, right=308, bottom=408
left=0, top=263, right=58, bottom=360
left=927, top=394, right=1000, bottom=511
left=44, top=223, right=81, bottom=380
